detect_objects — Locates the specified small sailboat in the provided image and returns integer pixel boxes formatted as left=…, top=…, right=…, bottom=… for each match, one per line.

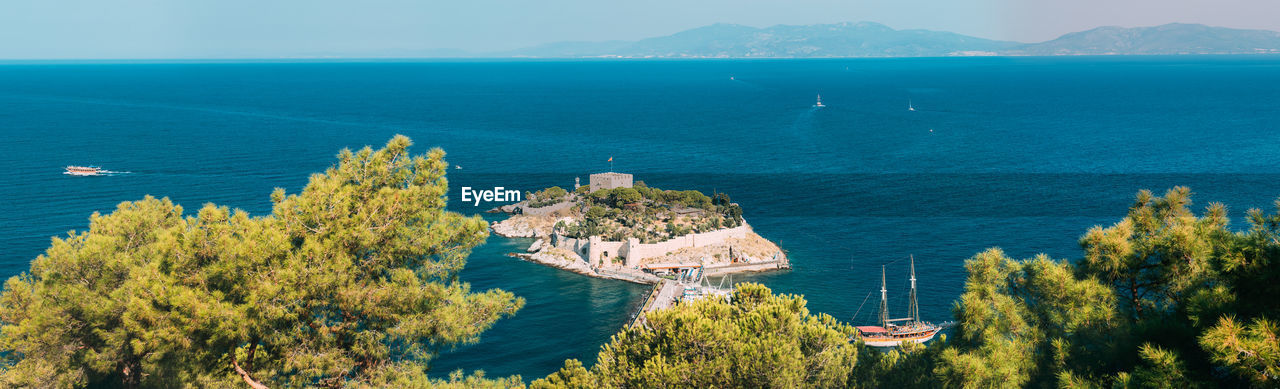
left=908, top=99, right=916, bottom=111
left=855, top=256, right=951, bottom=347
left=813, top=94, right=825, bottom=108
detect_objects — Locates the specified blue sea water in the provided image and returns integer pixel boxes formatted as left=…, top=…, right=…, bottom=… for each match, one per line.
left=1, top=56, right=1279, bottom=380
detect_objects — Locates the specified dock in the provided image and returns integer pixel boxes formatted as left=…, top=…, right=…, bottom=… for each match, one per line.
left=703, top=257, right=789, bottom=276
left=628, top=279, right=682, bottom=329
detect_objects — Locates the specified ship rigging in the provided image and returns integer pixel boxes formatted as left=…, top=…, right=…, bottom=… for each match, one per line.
left=855, top=255, right=953, bottom=347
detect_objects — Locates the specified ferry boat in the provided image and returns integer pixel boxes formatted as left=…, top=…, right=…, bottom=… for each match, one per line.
left=65, top=166, right=102, bottom=176
left=813, top=94, right=825, bottom=108
left=855, top=256, right=951, bottom=347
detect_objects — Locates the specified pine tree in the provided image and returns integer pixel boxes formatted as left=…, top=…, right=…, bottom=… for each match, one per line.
left=0, top=136, right=524, bottom=387
left=533, top=283, right=859, bottom=389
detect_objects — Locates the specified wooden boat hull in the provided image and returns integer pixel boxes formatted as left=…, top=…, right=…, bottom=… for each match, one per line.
left=860, top=328, right=939, bottom=347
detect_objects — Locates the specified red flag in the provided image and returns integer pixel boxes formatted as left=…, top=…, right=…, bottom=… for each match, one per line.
left=608, top=156, right=613, bottom=162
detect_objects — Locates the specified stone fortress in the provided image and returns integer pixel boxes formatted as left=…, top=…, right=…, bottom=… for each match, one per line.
left=561, top=172, right=777, bottom=269
left=551, top=224, right=755, bottom=268
left=577, top=172, right=634, bottom=193
left=492, top=171, right=788, bottom=284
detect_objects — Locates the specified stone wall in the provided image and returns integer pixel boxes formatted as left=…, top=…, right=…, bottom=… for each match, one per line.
left=556, top=236, right=589, bottom=260
left=552, top=222, right=753, bottom=267
left=620, top=224, right=751, bottom=266
left=588, top=236, right=626, bottom=267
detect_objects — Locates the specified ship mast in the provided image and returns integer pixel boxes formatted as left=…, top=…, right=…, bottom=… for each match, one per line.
left=908, top=255, right=919, bottom=325
left=878, top=265, right=889, bottom=328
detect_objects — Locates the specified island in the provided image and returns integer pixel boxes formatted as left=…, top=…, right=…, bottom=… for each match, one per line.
left=490, top=172, right=789, bottom=284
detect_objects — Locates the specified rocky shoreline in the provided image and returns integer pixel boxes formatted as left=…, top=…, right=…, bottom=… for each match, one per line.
left=507, top=250, right=664, bottom=284
left=486, top=181, right=791, bottom=285
left=492, top=213, right=790, bottom=285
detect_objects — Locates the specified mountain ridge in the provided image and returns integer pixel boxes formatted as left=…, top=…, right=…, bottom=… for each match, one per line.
left=493, top=22, right=1280, bottom=58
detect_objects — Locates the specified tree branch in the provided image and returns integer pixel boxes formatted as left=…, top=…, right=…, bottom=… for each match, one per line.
left=232, top=354, right=269, bottom=389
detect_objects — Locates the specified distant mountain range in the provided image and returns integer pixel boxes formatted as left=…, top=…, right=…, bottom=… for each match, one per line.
left=489, top=22, right=1280, bottom=58
left=1006, top=23, right=1280, bottom=56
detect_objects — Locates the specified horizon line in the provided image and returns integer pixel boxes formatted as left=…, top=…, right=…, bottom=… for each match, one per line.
left=2, top=54, right=1280, bottom=62
left=4, top=21, right=1280, bottom=62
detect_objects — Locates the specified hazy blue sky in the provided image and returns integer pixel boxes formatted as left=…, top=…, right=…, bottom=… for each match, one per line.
left=2, top=0, right=1276, bottom=58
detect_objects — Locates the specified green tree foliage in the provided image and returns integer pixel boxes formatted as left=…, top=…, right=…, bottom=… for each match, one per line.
left=365, top=369, right=524, bottom=389
left=529, top=360, right=596, bottom=389
left=928, top=188, right=1280, bottom=387
left=532, top=283, right=858, bottom=389
left=563, top=185, right=742, bottom=241
left=1125, top=343, right=1194, bottom=389
left=1199, top=316, right=1280, bottom=385
left=0, top=136, right=524, bottom=387
left=1078, top=187, right=1229, bottom=320
left=528, top=187, right=569, bottom=208
left=712, top=192, right=731, bottom=207
left=608, top=188, right=642, bottom=208
left=933, top=249, right=1117, bottom=388
left=542, top=186, right=568, bottom=199
left=584, top=206, right=606, bottom=222
left=850, top=341, right=941, bottom=389
left=1192, top=197, right=1280, bottom=387
left=534, top=187, right=1280, bottom=388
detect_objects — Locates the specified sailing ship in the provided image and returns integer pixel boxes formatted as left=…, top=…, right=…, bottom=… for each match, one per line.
left=855, top=256, right=950, bottom=347
left=64, top=166, right=102, bottom=176
left=813, top=94, right=825, bottom=108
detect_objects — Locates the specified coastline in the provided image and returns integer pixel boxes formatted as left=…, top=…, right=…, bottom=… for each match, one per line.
left=490, top=200, right=791, bottom=286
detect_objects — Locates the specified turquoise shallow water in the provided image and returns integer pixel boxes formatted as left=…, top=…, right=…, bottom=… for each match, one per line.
left=1, top=57, right=1279, bottom=379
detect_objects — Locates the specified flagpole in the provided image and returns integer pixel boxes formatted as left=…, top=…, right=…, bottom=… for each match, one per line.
left=609, top=156, right=613, bottom=172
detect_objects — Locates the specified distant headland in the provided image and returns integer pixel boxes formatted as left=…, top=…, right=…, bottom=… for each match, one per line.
left=465, top=22, right=1280, bottom=58
left=489, top=172, right=789, bottom=284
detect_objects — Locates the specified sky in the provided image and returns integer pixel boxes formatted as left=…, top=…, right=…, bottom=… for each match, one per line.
left=1, top=0, right=1277, bottom=59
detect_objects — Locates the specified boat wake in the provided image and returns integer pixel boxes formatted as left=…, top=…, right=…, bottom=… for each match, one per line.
left=63, top=170, right=131, bottom=176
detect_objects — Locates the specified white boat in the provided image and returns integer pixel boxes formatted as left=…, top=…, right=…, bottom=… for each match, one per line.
left=855, top=256, right=951, bottom=347
left=908, top=99, right=915, bottom=111
left=65, top=166, right=102, bottom=176
left=814, top=94, right=825, bottom=108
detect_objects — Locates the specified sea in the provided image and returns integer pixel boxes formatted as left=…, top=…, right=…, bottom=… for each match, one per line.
left=1, top=56, right=1278, bottom=380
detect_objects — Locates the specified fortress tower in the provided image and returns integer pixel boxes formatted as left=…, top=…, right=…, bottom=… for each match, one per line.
left=588, top=172, right=633, bottom=192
